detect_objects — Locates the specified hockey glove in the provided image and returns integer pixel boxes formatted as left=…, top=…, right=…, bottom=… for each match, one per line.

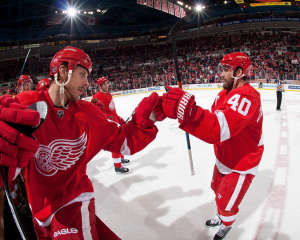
left=134, top=92, right=166, bottom=128
left=0, top=95, right=40, bottom=181
left=162, top=86, right=196, bottom=124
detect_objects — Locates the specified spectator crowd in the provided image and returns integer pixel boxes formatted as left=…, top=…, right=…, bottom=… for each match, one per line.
left=0, top=31, right=299, bottom=95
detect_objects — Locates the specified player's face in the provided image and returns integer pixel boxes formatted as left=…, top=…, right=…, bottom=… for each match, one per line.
left=18, top=81, right=32, bottom=93
left=221, top=66, right=234, bottom=90
left=65, top=65, right=89, bottom=100
left=101, top=81, right=109, bottom=92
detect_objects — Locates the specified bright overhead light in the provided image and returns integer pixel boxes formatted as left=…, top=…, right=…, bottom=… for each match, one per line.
left=66, top=7, right=77, bottom=17
left=195, top=4, right=205, bottom=12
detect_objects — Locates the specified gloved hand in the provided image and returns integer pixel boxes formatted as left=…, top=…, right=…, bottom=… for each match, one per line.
left=153, top=96, right=166, bottom=121
left=0, top=95, right=40, bottom=181
left=133, top=92, right=166, bottom=128
left=162, top=86, right=196, bottom=123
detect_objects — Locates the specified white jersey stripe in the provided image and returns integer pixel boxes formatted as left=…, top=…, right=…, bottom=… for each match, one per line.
left=215, top=111, right=231, bottom=142
left=81, top=200, right=92, bottom=240
left=219, top=213, right=238, bottom=222
left=112, top=157, right=122, bottom=163
left=258, top=133, right=264, bottom=146
left=215, top=158, right=258, bottom=175
left=35, top=192, right=94, bottom=227
left=225, top=174, right=245, bottom=211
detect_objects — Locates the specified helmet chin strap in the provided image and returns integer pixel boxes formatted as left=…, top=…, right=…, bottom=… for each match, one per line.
left=54, top=70, right=72, bottom=108
left=232, top=73, right=244, bottom=89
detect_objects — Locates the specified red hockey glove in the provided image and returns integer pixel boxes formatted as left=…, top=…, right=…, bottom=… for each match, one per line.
left=134, top=92, right=166, bottom=128
left=153, top=96, right=166, bottom=121
left=0, top=95, right=40, bottom=180
left=162, top=86, right=196, bottom=123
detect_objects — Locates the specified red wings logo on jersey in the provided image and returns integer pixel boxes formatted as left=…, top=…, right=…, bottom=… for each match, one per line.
left=34, top=133, right=87, bottom=176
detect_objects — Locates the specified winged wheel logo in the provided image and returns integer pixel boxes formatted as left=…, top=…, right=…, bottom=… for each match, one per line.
left=34, top=133, right=87, bottom=176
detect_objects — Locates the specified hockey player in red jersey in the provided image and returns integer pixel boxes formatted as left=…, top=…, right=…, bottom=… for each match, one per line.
left=17, top=74, right=33, bottom=93
left=92, top=76, right=130, bottom=174
left=0, top=46, right=165, bottom=240
left=36, top=78, right=50, bottom=92
left=161, top=52, right=264, bottom=240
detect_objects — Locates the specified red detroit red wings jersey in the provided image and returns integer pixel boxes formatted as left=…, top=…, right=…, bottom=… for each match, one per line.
left=16, top=91, right=157, bottom=223
left=180, top=83, right=263, bottom=174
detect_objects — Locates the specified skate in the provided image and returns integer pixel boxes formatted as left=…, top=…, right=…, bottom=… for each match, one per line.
left=205, top=214, right=222, bottom=227
left=115, top=166, right=129, bottom=174
left=121, top=158, right=130, bottom=164
left=213, top=224, right=232, bottom=240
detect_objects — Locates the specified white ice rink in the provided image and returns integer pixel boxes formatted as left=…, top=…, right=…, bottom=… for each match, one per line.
left=87, top=88, right=300, bottom=240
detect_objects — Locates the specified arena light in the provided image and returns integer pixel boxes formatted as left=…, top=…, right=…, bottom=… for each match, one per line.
left=195, top=4, right=205, bottom=12
left=66, top=7, right=77, bottom=18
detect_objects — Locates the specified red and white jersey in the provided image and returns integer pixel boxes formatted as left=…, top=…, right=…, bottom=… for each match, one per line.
left=16, top=90, right=157, bottom=224
left=92, top=91, right=123, bottom=123
left=181, top=83, right=263, bottom=175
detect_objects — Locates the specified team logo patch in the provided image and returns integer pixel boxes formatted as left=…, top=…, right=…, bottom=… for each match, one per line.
left=34, top=133, right=87, bottom=176
left=57, top=110, right=64, bottom=118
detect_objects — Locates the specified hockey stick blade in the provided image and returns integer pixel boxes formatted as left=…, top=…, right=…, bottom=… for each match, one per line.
left=1, top=101, right=48, bottom=240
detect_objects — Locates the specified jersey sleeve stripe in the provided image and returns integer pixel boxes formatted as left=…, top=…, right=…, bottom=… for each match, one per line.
left=215, top=111, right=231, bottom=142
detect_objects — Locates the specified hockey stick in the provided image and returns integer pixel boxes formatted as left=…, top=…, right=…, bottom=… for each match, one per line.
left=20, top=49, right=31, bottom=76
left=0, top=101, right=48, bottom=240
left=167, top=15, right=195, bottom=176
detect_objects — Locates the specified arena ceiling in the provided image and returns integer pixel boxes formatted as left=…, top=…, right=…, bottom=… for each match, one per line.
left=0, top=0, right=299, bottom=43
left=0, top=0, right=230, bottom=27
